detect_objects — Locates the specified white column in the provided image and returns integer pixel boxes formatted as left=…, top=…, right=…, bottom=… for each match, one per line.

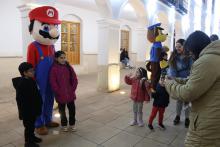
left=168, top=23, right=175, bottom=51
left=201, top=2, right=206, bottom=32
left=135, top=28, right=147, bottom=63
left=188, top=0, right=195, bottom=34
left=97, top=19, right=120, bottom=92
left=17, top=4, right=33, bottom=61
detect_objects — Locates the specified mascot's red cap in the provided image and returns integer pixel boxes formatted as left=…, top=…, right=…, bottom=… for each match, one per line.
left=29, top=6, right=61, bottom=24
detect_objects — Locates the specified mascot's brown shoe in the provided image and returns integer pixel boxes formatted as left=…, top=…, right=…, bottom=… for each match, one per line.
left=46, top=121, right=59, bottom=128
left=35, top=126, right=48, bottom=135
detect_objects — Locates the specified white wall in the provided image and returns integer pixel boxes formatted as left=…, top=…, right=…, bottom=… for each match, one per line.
left=55, top=3, right=99, bottom=54
left=55, top=3, right=141, bottom=55
left=0, top=0, right=23, bottom=57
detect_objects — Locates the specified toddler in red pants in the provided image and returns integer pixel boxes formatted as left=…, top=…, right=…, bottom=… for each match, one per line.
left=148, top=75, right=169, bottom=130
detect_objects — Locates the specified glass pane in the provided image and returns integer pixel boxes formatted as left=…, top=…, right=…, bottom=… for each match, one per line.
left=61, top=23, right=67, bottom=33
left=74, top=44, right=78, bottom=51
left=70, top=43, right=77, bottom=52
left=70, top=23, right=77, bottom=34
left=61, top=34, right=67, bottom=43
left=61, top=43, right=67, bottom=51
left=70, top=34, right=78, bottom=43
left=70, top=43, right=73, bottom=51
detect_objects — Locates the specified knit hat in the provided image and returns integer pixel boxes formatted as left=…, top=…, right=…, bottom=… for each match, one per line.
left=184, top=31, right=211, bottom=60
left=210, top=34, right=219, bottom=42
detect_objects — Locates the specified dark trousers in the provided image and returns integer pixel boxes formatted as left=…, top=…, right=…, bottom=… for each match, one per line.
left=148, top=106, right=165, bottom=125
left=23, top=117, right=36, bottom=143
left=150, top=62, right=161, bottom=90
left=58, top=101, right=76, bottom=126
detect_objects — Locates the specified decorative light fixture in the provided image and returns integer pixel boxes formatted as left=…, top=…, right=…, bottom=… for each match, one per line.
left=54, top=113, right=60, bottom=118
left=120, top=91, right=126, bottom=94
left=108, top=63, right=120, bottom=92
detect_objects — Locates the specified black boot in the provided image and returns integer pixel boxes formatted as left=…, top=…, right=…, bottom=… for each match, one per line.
left=185, top=118, right=190, bottom=128
left=173, top=115, right=180, bottom=125
left=148, top=124, right=154, bottom=130
left=32, top=136, right=42, bottom=143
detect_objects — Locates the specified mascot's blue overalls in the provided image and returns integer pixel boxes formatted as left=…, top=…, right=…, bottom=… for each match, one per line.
left=34, top=41, right=55, bottom=128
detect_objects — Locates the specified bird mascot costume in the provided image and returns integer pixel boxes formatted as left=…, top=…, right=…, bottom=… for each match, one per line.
left=27, top=6, right=60, bottom=135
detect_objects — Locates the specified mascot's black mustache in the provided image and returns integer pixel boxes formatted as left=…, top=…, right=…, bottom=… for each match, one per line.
left=39, top=30, right=59, bottom=40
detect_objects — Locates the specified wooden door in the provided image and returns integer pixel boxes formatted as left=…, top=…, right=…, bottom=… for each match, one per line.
left=61, top=21, right=80, bottom=65
left=120, top=30, right=129, bottom=52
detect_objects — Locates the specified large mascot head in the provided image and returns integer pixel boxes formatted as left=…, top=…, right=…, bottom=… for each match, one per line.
left=147, top=23, right=167, bottom=43
left=28, top=6, right=61, bottom=45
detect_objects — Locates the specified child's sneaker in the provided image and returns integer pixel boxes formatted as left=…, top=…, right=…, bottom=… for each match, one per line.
left=158, top=124, right=166, bottom=130
left=137, top=112, right=144, bottom=127
left=70, top=125, right=76, bottom=132
left=138, top=122, right=144, bottom=127
left=61, top=126, right=68, bottom=132
left=148, top=124, right=154, bottom=130
left=130, top=120, right=138, bottom=126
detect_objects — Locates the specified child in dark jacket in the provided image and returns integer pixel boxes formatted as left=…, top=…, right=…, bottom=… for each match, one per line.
left=12, top=62, right=42, bottom=147
left=49, top=51, right=78, bottom=132
left=148, top=75, right=169, bottom=130
left=125, top=67, right=150, bottom=127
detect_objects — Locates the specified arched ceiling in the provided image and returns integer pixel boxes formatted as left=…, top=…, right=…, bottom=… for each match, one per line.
left=56, top=0, right=97, bottom=11
left=22, top=0, right=148, bottom=25
left=119, top=3, right=138, bottom=21
left=119, top=0, right=148, bottom=25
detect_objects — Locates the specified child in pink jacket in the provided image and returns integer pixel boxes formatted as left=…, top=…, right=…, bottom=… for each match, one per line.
left=125, top=67, right=150, bottom=127
left=49, top=51, right=78, bottom=132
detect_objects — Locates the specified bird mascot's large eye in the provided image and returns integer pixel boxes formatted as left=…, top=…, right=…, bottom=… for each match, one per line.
left=42, top=24, right=50, bottom=32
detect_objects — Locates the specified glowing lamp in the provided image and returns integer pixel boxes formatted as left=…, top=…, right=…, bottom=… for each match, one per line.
left=108, top=64, right=120, bottom=92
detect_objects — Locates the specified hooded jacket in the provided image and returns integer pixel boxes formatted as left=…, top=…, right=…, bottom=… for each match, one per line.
left=12, top=77, right=42, bottom=120
left=165, top=40, right=220, bottom=146
left=125, top=76, right=150, bottom=102
left=49, top=62, right=78, bottom=104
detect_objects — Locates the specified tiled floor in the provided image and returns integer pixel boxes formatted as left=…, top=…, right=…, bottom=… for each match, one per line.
left=0, top=58, right=188, bottom=147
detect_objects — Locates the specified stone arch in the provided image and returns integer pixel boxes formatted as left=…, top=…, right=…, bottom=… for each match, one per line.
left=121, top=24, right=131, bottom=31
left=62, top=14, right=82, bottom=23
left=94, top=0, right=112, bottom=18
left=119, top=0, right=148, bottom=26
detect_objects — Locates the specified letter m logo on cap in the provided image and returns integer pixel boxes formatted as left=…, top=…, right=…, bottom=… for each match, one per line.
left=47, top=9, right=54, bottom=17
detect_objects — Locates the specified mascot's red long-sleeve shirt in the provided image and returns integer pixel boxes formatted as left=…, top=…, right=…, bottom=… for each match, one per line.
left=27, top=43, right=55, bottom=68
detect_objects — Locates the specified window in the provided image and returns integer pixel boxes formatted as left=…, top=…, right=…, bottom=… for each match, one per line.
left=61, top=21, right=80, bottom=65
left=120, top=30, right=129, bottom=52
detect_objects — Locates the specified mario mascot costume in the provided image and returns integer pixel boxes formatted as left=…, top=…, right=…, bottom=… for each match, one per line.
left=147, top=23, right=168, bottom=93
left=27, top=6, right=60, bottom=135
